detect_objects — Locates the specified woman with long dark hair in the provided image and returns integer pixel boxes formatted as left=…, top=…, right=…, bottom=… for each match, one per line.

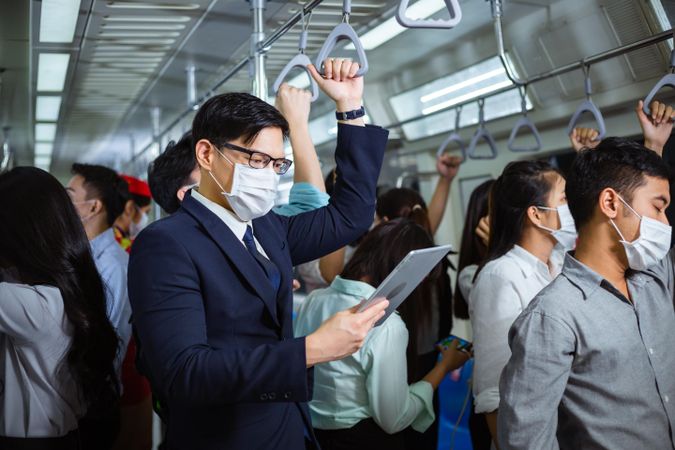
left=0, top=167, right=119, bottom=448
left=468, top=161, right=575, bottom=447
left=294, top=219, right=469, bottom=450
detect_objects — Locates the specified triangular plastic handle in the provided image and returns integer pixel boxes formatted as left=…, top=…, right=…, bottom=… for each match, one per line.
left=566, top=99, right=606, bottom=140
left=468, top=126, right=498, bottom=160
left=272, top=53, right=319, bottom=102
left=436, top=132, right=466, bottom=163
left=508, top=116, right=542, bottom=153
left=642, top=73, right=675, bottom=115
left=315, top=22, right=368, bottom=77
left=396, top=0, right=462, bottom=29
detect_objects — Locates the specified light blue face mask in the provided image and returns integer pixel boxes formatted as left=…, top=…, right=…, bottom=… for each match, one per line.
left=535, top=203, right=577, bottom=250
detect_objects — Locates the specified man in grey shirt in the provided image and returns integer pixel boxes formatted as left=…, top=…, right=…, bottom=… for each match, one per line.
left=498, top=105, right=675, bottom=450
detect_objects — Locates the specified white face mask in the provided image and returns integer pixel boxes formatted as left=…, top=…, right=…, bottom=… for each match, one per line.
left=536, top=204, right=578, bottom=250
left=209, top=149, right=279, bottom=222
left=610, top=195, right=672, bottom=271
left=130, top=210, right=149, bottom=239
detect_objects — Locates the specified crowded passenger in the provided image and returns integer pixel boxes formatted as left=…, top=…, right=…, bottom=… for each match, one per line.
left=498, top=101, right=675, bottom=449
left=0, top=167, right=119, bottom=448
left=294, top=218, right=469, bottom=450
left=127, top=59, right=390, bottom=449
left=113, top=175, right=152, bottom=252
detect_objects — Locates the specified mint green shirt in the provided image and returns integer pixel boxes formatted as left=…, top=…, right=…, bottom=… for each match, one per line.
left=293, top=277, right=435, bottom=434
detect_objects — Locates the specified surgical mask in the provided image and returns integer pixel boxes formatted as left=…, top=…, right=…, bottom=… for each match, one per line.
left=536, top=204, right=578, bottom=250
left=609, top=195, right=671, bottom=271
left=208, top=149, right=279, bottom=222
left=130, top=209, right=149, bottom=239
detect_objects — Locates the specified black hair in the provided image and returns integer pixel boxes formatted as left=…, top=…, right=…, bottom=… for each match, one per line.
left=130, top=193, right=151, bottom=209
left=71, top=163, right=129, bottom=226
left=192, top=92, right=289, bottom=147
left=376, top=187, right=432, bottom=235
left=0, top=167, right=119, bottom=408
left=566, top=137, right=671, bottom=229
left=148, top=131, right=196, bottom=214
left=480, top=160, right=561, bottom=272
left=341, top=218, right=439, bottom=381
left=453, top=179, right=494, bottom=319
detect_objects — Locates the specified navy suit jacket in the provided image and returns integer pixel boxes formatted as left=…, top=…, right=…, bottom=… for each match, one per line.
left=128, top=124, right=388, bottom=450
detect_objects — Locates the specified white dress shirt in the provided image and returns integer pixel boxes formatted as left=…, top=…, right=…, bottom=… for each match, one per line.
left=192, top=189, right=268, bottom=257
left=469, top=245, right=554, bottom=414
left=0, top=282, right=84, bottom=437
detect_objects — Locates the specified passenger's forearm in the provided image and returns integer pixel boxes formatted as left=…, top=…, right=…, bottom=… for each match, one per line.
left=289, top=122, right=326, bottom=192
left=486, top=411, right=500, bottom=450
left=319, top=247, right=346, bottom=283
left=428, top=177, right=452, bottom=235
left=422, top=361, right=448, bottom=390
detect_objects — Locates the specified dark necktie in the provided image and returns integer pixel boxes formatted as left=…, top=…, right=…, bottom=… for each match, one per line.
left=242, top=225, right=280, bottom=292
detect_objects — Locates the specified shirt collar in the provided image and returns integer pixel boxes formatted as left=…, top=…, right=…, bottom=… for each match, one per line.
left=330, top=276, right=377, bottom=301
left=510, top=245, right=553, bottom=280
left=191, top=188, right=251, bottom=240
left=561, top=253, right=605, bottom=300
left=90, top=228, right=117, bottom=260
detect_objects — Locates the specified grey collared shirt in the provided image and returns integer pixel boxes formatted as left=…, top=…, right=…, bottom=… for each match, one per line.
left=498, top=252, right=675, bottom=450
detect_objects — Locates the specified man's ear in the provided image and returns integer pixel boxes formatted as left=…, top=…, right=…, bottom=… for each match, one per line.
left=195, top=139, right=215, bottom=172
left=598, top=188, right=620, bottom=220
left=177, top=186, right=188, bottom=202
left=124, top=199, right=136, bottom=217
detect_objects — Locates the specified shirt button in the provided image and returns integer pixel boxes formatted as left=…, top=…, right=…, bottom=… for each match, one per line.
left=649, top=348, right=655, bottom=355
left=283, top=392, right=292, bottom=399
left=269, top=392, right=276, bottom=400
left=260, top=393, right=268, bottom=401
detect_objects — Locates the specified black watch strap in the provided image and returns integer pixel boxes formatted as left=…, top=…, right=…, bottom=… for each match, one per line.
left=335, top=106, right=365, bottom=121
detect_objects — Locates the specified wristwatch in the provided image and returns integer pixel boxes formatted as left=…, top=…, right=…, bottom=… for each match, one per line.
left=335, top=106, right=365, bottom=121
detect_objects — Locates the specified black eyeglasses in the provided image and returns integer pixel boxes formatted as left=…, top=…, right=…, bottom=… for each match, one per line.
left=219, top=142, right=293, bottom=175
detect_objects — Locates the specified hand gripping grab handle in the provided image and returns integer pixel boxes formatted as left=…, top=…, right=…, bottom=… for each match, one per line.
left=396, top=0, right=462, bottom=29
left=507, top=86, right=542, bottom=153
left=436, top=107, right=467, bottom=163
left=314, top=0, right=368, bottom=77
left=642, top=49, right=675, bottom=116
left=468, top=99, right=498, bottom=160
left=272, top=12, right=319, bottom=101
left=566, top=65, right=606, bottom=140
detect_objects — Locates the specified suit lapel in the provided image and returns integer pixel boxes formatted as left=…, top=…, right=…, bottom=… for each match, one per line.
left=181, top=193, right=280, bottom=328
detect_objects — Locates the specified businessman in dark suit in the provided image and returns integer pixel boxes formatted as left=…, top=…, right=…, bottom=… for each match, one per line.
left=128, top=59, right=390, bottom=450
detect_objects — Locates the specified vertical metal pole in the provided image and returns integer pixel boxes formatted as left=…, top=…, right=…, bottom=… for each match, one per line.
left=186, top=64, right=198, bottom=110
left=150, top=106, right=163, bottom=219
left=250, top=0, right=268, bottom=100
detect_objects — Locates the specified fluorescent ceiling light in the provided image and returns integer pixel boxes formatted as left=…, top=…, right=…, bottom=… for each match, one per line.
left=98, top=31, right=180, bottom=38
left=347, top=0, right=446, bottom=51
left=95, top=45, right=171, bottom=51
left=422, top=79, right=513, bottom=115
left=106, top=2, right=200, bottom=10
left=103, top=15, right=191, bottom=22
left=37, top=53, right=71, bottom=92
left=40, top=0, right=81, bottom=43
left=101, top=23, right=186, bottom=30
left=35, top=142, right=54, bottom=157
left=36, top=96, right=63, bottom=121
left=35, top=123, right=58, bottom=142
left=102, top=38, right=176, bottom=44
left=421, top=68, right=506, bottom=103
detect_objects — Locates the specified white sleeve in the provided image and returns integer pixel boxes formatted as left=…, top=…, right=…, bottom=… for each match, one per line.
left=458, top=265, right=478, bottom=303
left=0, top=283, right=50, bottom=341
left=363, top=319, right=435, bottom=434
left=469, top=272, right=524, bottom=414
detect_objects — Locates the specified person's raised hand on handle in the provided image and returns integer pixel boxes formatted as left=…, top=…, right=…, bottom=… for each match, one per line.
left=307, top=59, right=364, bottom=127
left=305, top=298, right=389, bottom=367
left=476, top=215, right=490, bottom=248
left=569, top=127, right=600, bottom=153
left=436, top=154, right=462, bottom=182
left=636, top=100, right=674, bottom=157
left=275, top=83, right=312, bottom=128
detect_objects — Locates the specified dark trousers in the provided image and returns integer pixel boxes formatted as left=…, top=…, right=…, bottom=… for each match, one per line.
left=469, top=401, right=492, bottom=450
left=0, top=430, right=80, bottom=450
left=315, top=419, right=405, bottom=450
left=77, top=403, right=121, bottom=450
left=402, top=349, right=440, bottom=450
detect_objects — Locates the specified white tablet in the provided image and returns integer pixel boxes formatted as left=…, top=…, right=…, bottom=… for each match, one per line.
left=358, top=244, right=452, bottom=327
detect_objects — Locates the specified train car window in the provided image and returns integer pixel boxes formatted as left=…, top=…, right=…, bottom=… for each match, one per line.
left=389, top=55, right=531, bottom=141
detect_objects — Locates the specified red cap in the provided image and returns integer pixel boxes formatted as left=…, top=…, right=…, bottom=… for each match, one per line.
left=120, top=174, right=152, bottom=199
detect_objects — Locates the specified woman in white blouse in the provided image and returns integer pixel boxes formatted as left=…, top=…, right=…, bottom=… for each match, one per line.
left=469, top=160, right=576, bottom=447
left=295, top=219, right=469, bottom=450
left=0, top=167, right=120, bottom=448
